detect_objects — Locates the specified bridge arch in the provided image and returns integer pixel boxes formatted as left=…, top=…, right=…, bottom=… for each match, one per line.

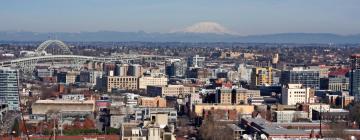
left=35, top=40, right=72, bottom=55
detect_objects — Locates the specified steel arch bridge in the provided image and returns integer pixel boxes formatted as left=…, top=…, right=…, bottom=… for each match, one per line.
left=35, top=40, right=72, bottom=55
left=0, top=39, right=173, bottom=74
left=0, top=55, right=131, bottom=74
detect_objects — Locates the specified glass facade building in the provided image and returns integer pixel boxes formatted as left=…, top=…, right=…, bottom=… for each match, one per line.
left=0, top=67, right=19, bottom=110
left=281, top=68, right=320, bottom=89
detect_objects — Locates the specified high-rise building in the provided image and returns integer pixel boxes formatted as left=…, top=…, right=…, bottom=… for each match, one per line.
left=187, top=55, right=205, bottom=68
left=281, top=84, right=314, bottom=105
left=250, top=67, right=273, bottom=88
left=280, top=67, right=320, bottom=89
left=0, top=67, right=19, bottom=110
left=165, top=59, right=187, bottom=77
left=350, top=54, right=360, bottom=101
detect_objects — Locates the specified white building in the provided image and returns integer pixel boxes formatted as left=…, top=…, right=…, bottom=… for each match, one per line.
left=281, top=84, right=314, bottom=105
left=124, top=93, right=140, bottom=106
left=307, top=103, right=330, bottom=119
left=238, top=64, right=253, bottom=83
left=275, top=111, right=308, bottom=123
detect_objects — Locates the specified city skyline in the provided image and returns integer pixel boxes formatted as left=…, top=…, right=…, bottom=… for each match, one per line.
left=1, top=1, right=360, bottom=139
left=0, top=0, right=359, bottom=35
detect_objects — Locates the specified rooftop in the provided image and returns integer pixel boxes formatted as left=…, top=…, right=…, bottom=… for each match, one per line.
left=313, top=108, right=349, bottom=113
left=227, top=124, right=244, bottom=132
left=243, top=118, right=309, bottom=135
left=34, top=99, right=95, bottom=104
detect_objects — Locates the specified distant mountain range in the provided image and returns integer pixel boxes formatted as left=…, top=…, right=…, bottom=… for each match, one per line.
left=0, top=31, right=359, bottom=43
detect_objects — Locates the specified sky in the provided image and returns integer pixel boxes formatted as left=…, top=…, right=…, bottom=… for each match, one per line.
left=0, top=0, right=359, bottom=35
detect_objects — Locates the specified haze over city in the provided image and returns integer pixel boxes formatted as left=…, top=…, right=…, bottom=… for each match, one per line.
left=1, top=1, right=360, bottom=140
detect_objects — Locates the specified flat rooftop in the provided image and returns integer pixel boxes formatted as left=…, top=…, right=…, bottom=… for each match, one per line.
left=34, top=99, right=95, bottom=104
left=244, top=118, right=309, bottom=135
left=313, top=108, right=349, bottom=113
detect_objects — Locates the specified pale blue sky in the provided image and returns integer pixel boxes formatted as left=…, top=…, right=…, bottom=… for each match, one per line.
left=0, top=0, right=359, bottom=35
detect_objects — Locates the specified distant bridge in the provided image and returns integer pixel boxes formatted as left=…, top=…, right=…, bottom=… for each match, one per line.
left=0, top=40, right=172, bottom=73
left=35, top=40, right=72, bottom=55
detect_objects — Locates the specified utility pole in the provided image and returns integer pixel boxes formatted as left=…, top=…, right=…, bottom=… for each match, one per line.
left=16, top=69, right=30, bottom=140
left=60, top=113, right=63, bottom=136
left=319, top=102, right=322, bottom=138
left=53, top=118, right=56, bottom=140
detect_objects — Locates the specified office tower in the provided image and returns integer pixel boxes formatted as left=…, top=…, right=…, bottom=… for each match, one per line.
left=165, top=59, right=187, bottom=77
left=350, top=54, right=360, bottom=101
left=282, top=84, right=314, bottom=105
left=188, top=55, right=205, bottom=68
left=280, top=67, right=320, bottom=89
left=250, top=67, right=273, bottom=88
left=0, top=67, right=20, bottom=110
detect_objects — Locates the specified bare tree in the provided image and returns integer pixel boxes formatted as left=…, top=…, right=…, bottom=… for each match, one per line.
left=324, top=121, right=347, bottom=139
left=199, top=115, right=233, bottom=140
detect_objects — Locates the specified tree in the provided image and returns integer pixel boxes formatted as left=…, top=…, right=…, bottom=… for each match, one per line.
left=349, top=103, right=360, bottom=128
left=324, top=121, right=347, bottom=139
left=83, top=117, right=95, bottom=129
left=199, top=114, right=233, bottom=140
